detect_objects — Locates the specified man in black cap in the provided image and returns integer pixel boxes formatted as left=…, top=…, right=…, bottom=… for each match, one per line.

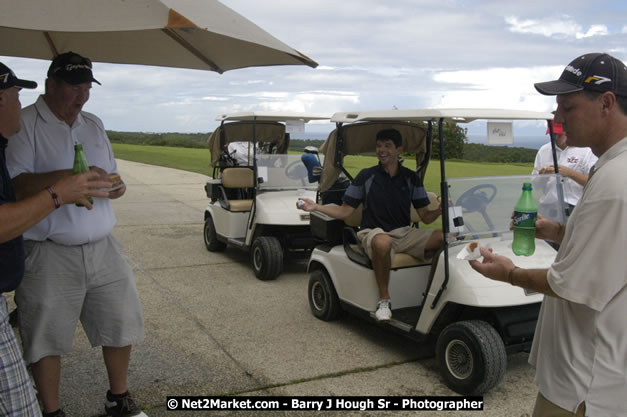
left=1, top=62, right=110, bottom=417
left=6, top=52, right=146, bottom=417
left=470, top=53, right=627, bottom=417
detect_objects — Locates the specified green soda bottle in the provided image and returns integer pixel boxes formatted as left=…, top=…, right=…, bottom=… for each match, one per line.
left=72, top=144, right=93, bottom=207
left=512, top=182, right=537, bottom=256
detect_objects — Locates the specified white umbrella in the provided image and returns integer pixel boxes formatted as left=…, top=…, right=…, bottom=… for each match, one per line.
left=0, top=0, right=317, bottom=73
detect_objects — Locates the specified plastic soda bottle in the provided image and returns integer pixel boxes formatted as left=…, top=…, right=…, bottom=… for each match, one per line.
left=512, top=182, right=537, bottom=256
left=72, top=144, right=93, bottom=207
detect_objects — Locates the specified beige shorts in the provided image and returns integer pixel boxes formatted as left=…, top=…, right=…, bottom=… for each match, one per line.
left=532, top=392, right=585, bottom=417
left=356, top=226, right=434, bottom=263
left=16, top=235, right=144, bottom=364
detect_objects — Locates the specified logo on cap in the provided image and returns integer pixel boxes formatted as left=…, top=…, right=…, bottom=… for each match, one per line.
left=564, top=65, right=583, bottom=77
left=584, top=75, right=611, bottom=85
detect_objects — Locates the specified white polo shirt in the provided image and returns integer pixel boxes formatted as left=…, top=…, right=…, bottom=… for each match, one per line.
left=529, top=137, right=627, bottom=417
left=532, top=143, right=597, bottom=208
left=6, top=95, right=118, bottom=245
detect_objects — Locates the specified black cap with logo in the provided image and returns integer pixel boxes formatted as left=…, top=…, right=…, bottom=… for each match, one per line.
left=47, top=51, right=101, bottom=85
left=0, top=62, right=38, bottom=90
left=535, top=53, right=627, bottom=97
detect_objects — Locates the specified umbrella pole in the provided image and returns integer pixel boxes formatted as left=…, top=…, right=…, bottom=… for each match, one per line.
left=44, top=32, right=59, bottom=57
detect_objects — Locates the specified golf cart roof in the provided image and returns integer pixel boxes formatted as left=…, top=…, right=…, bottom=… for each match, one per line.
left=330, top=108, right=554, bottom=124
left=216, top=112, right=330, bottom=123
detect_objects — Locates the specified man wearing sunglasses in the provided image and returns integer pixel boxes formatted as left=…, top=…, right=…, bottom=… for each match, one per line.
left=6, top=52, right=146, bottom=417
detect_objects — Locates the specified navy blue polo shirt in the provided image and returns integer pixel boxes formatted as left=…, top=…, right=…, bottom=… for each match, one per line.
left=342, top=163, right=430, bottom=231
left=0, top=135, right=25, bottom=293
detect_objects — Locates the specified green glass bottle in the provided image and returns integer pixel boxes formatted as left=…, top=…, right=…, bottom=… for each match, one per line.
left=512, top=182, right=537, bottom=256
left=72, top=144, right=93, bottom=207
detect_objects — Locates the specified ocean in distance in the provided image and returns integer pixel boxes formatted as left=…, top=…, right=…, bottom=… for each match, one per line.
left=293, top=132, right=548, bottom=150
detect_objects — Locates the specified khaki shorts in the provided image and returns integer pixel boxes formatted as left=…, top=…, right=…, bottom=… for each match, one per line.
left=16, top=235, right=144, bottom=364
left=356, top=226, right=434, bottom=263
left=532, top=392, right=585, bottom=417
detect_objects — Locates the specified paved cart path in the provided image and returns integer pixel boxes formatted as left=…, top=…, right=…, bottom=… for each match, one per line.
left=9, top=159, right=537, bottom=416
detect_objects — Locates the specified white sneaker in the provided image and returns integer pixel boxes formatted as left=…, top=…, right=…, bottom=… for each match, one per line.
left=375, top=299, right=392, bottom=321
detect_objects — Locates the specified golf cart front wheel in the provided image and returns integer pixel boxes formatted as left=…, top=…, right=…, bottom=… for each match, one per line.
left=251, top=236, right=283, bottom=280
left=204, top=216, right=226, bottom=252
left=436, top=320, right=506, bottom=395
left=308, top=269, right=341, bottom=321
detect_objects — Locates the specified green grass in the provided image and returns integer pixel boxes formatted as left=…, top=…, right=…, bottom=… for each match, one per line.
left=112, top=143, right=534, bottom=188
left=112, top=143, right=213, bottom=176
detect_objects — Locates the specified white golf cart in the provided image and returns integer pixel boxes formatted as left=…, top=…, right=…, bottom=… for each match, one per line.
left=203, top=112, right=329, bottom=280
left=307, top=109, right=567, bottom=395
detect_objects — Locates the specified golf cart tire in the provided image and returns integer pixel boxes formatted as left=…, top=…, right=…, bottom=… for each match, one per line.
left=308, top=269, right=341, bottom=321
left=204, top=216, right=226, bottom=252
left=251, top=236, right=283, bottom=280
left=436, top=320, right=506, bottom=395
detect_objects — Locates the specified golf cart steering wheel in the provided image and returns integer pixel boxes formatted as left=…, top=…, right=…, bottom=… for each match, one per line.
left=285, top=160, right=308, bottom=184
left=455, top=184, right=498, bottom=234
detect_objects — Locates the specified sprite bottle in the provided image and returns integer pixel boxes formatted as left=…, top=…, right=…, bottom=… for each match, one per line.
left=72, top=144, right=93, bottom=207
left=512, top=182, right=537, bottom=256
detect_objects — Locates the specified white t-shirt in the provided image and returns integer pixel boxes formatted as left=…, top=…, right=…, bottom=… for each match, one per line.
left=6, top=95, right=118, bottom=245
left=529, top=137, right=627, bottom=417
left=532, top=143, right=597, bottom=209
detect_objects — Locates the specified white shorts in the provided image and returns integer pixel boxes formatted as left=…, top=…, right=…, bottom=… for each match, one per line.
left=16, top=235, right=144, bottom=364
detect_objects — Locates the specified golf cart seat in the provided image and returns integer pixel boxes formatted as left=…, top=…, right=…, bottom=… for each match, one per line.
left=342, top=204, right=427, bottom=270
left=219, top=167, right=255, bottom=212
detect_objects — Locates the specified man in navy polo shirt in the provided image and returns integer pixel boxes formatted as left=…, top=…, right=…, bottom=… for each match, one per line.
left=298, top=128, right=443, bottom=321
left=1, top=62, right=109, bottom=417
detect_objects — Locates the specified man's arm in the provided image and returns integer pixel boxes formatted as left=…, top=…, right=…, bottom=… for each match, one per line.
left=12, top=170, right=72, bottom=200
left=416, top=205, right=441, bottom=224
left=469, top=247, right=559, bottom=297
left=0, top=171, right=111, bottom=243
left=297, top=197, right=355, bottom=220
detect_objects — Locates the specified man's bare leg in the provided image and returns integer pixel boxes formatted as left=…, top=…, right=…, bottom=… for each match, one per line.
left=103, top=345, right=132, bottom=395
left=371, top=234, right=394, bottom=300
left=32, top=355, right=61, bottom=413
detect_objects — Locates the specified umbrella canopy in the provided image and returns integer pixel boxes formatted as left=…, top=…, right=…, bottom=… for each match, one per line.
left=0, top=0, right=317, bottom=73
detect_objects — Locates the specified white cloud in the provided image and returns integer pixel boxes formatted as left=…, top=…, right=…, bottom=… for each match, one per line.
left=505, top=16, right=608, bottom=39
left=431, top=66, right=562, bottom=113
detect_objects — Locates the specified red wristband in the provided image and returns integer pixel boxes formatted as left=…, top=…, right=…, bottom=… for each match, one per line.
left=46, top=186, right=60, bottom=209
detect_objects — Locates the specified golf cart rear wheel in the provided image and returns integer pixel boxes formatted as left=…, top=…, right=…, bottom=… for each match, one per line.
left=436, top=320, right=506, bottom=395
left=308, top=269, right=341, bottom=321
left=204, top=216, right=226, bottom=252
left=251, top=236, right=283, bottom=280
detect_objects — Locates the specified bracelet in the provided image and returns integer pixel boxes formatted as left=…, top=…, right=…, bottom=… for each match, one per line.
left=46, top=186, right=60, bottom=209
left=508, top=266, right=520, bottom=286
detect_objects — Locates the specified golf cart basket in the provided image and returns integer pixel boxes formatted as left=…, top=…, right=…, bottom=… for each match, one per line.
left=317, top=120, right=432, bottom=204
left=207, top=120, right=290, bottom=178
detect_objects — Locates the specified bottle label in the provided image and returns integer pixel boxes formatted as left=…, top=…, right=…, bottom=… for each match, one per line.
left=513, top=211, right=537, bottom=228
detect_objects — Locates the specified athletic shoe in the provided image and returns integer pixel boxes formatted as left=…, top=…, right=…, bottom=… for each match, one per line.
left=375, top=299, right=392, bottom=321
left=105, top=390, right=148, bottom=417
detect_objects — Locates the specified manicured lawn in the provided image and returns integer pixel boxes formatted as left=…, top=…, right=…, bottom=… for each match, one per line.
left=112, top=144, right=533, bottom=188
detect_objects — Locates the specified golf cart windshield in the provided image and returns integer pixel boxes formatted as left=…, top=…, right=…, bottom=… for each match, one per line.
left=446, top=174, right=566, bottom=240
left=256, top=153, right=324, bottom=191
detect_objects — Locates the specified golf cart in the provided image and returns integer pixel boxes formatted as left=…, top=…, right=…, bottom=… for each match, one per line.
left=307, top=109, right=566, bottom=395
left=203, top=112, right=329, bottom=280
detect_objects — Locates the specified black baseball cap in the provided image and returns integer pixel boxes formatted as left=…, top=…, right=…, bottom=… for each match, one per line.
left=47, top=51, right=101, bottom=85
left=0, top=62, right=38, bottom=90
left=535, top=53, right=627, bottom=97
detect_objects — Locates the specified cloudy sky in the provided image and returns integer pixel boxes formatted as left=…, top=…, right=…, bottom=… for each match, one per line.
left=2, top=0, right=627, bottom=137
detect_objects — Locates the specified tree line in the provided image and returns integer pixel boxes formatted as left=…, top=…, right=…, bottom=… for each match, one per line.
left=107, top=127, right=538, bottom=163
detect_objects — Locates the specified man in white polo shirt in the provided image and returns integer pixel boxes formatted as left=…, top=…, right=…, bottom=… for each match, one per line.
left=470, top=52, right=627, bottom=417
left=7, top=52, right=147, bottom=417
left=532, top=121, right=597, bottom=220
